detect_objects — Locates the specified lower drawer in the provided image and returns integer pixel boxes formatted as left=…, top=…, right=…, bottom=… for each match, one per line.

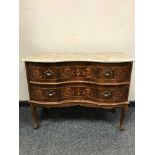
left=29, top=83, right=129, bottom=103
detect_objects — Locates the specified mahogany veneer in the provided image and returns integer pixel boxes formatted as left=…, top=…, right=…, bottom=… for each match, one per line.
left=23, top=53, right=133, bottom=130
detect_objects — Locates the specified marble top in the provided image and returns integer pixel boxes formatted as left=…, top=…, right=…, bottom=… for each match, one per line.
left=22, top=52, right=134, bottom=63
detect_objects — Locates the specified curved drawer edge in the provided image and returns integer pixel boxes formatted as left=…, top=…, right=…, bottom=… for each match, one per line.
left=29, top=81, right=130, bottom=86
left=29, top=100, right=129, bottom=108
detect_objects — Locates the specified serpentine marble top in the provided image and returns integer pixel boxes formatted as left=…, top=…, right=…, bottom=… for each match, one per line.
left=22, top=52, right=134, bottom=63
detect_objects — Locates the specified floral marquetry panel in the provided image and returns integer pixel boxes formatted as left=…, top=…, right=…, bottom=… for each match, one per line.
left=62, top=86, right=96, bottom=100
left=60, top=66, right=97, bottom=80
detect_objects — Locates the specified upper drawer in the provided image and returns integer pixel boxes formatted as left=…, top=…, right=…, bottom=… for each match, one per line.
left=26, top=62, right=132, bottom=83
left=26, top=62, right=59, bottom=82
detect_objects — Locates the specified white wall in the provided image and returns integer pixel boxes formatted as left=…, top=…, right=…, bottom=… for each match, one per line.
left=19, top=0, right=135, bottom=100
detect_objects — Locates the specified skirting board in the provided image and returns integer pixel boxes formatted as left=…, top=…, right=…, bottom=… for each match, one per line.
left=19, top=101, right=135, bottom=107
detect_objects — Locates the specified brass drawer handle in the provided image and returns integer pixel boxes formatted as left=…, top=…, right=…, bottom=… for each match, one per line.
left=44, top=70, right=53, bottom=77
left=47, top=90, right=56, bottom=97
left=104, top=70, right=112, bottom=78
left=102, top=90, right=111, bottom=97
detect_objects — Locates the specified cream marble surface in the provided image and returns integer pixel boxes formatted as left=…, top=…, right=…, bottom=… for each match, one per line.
left=22, top=52, right=134, bottom=63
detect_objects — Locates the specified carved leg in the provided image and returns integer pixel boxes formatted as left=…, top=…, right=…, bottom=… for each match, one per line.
left=119, top=105, right=128, bottom=131
left=30, top=105, right=40, bottom=129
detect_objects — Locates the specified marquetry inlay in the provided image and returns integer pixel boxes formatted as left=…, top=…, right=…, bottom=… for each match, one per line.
left=61, top=67, right=96, bottom=78
left=62, top=87, right=94, bottom=97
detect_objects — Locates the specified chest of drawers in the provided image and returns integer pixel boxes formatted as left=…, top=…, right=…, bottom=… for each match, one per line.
left=23, top=52, right=134, bottom=130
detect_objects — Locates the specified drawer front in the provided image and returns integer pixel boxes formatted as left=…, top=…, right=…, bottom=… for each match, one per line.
left=29, top=84, right=61, bottom=102
left=98, top=63, right=132, bottom=83
left=26, top=62, right=59, bottom=82
left=29, top=83, right=129, bottom=103
left=26, top=62, right=132, bottom=83
left=96, top=85, right=129, bottom=103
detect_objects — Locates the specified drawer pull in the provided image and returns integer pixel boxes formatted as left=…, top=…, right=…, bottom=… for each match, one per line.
left=44, top=70, right=53, bottom=77
left=102, top=90, right=111, bottom=97
left=104, top=70, right=112, bottom=77
left=47, top=90, right=56, bottom=97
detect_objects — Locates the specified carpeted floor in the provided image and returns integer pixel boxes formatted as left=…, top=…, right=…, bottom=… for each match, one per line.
left=19, top=106, right=135, bottom=155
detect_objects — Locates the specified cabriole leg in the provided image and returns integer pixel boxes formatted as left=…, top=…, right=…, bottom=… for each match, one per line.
left=30, top=104, right=40, bottom=129
left=119, top=105, right=128, bottom=131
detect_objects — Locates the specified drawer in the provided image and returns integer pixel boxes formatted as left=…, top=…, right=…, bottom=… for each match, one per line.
left=98, top=62, right=132, bottom=83
left=26, top=62, right=132, bottom=84
left=96, top=85, right=129, bottom=103
left=29, top=84, right=61, bottom=102
left=29, top=83, right=129, bottom=103
left=26, top=62, right=59, bottom=82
